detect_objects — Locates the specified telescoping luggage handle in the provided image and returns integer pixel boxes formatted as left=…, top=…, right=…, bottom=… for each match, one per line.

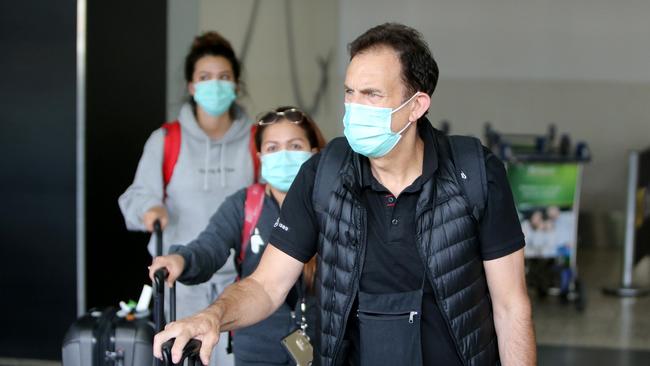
left=153, top=219, right=176, bottom=365
left=152, top=219, right=202, bottom=365
left=153, top=220, right=176, bottom=328
left=154, top=219, right=164, bottom=260
left=153, top=268, right=176, bottom=329
left=156, top=269, right=204, bottom=366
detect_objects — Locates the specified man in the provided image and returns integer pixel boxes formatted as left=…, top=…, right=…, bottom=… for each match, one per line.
left=154, top=23, right=536, bottom=366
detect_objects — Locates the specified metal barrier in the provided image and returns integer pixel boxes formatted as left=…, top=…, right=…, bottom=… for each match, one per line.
left=603, top=148, right=650, bottom=297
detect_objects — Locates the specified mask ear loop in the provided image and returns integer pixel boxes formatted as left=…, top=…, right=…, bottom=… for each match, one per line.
left=392, top=92, right=421, bottom=135
left=396, top=120, right=414, bottom=135
left=391, top=92, right=421, bottom=115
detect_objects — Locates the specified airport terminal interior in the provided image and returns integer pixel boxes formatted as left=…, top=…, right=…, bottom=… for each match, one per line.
left=1, top=1, right=649, bottom=365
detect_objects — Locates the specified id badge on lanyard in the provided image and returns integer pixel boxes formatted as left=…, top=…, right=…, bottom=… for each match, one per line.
left=282, top=275, right=313, bottom=366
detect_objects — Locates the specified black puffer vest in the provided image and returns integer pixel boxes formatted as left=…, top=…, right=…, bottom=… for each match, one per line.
left=311, top=123, right=499, bottom=366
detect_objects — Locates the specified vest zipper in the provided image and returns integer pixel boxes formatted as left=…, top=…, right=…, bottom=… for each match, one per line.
left=332, top=203, right=366, bottom=365
left=415, top=205, right=469, bottom=366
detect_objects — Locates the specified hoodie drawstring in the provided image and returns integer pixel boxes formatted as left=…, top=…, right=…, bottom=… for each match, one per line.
left=220, top=144, right=226, bottom=187
left=204, top=139, right=210, bottom=191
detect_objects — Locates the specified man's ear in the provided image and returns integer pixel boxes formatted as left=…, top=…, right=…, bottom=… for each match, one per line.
left=409, top=93, right=431, bottom=122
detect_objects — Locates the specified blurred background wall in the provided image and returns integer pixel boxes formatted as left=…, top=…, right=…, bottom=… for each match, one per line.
left=168, top=0, right=650, bottom=224
left=1, top=0, right=649, bottom=361
left=339, top=0, right=650, bottom=218
left=167, top=0, right=342, bottom=146
left=166, top=0, right=650, bottom=246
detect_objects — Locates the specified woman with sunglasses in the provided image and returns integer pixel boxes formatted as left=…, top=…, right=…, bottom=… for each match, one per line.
left=149, top=106, right=325, bottom=366
left=119, top=31, right=256, bottom=366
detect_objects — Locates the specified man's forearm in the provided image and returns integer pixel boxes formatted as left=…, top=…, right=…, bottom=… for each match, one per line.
left=153, top=245, right=303, bottom=364
left=493, top=301, right=537, bottom=365
left=203, top=276, right=279, bottom=332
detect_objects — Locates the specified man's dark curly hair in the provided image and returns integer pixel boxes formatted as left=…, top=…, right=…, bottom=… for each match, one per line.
left=348, top=23, right=439, bottom=99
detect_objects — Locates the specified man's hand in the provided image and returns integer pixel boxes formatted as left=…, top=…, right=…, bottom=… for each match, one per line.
left=152, top=244, right=305, bottom=365
left=143, top=205, right=169, bottom=232
left=149, top=254, right=185, bottom=287
left=153, top=309, right=222, bottom=365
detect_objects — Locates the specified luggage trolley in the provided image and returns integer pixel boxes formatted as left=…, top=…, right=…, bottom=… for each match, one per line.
left=485, top=123, right=591, bottom=311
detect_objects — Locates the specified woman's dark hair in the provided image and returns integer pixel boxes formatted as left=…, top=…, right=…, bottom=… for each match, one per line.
left=254, top=106, right=327, bottom=153
left=348, top=23, right=439, bottom=98
left=184, top=31, right=241, bottom=84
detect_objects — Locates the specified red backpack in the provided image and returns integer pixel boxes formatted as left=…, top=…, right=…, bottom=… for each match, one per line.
left=161, top=121, right=261, bottom=193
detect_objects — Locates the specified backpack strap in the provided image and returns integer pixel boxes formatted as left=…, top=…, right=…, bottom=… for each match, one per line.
left=239, top=183, right=266, bottom=265
left=447, top=135, right=488, bottom=221
left=161, top=121, right=181, bottom=195
left=312, top=137, right=353, bottom=213
left=313, top=134, right=487, bottom=222
left=249, top=125, right=261, bottom=183
left=227, top=182, right=264, bottom=355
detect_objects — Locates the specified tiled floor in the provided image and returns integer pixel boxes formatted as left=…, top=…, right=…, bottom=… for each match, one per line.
left=2, top=247, right=649, bottom=365
left=0, top=360, right=59, bottom=366
left=533, top=246, right=650, bottom=352
left=538, top=345, right=650, bottom=366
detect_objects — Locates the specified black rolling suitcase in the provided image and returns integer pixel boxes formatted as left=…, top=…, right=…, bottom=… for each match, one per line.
left=62, top=221, right=173, bottom=366
left=61, top=307, right=154, bottom=365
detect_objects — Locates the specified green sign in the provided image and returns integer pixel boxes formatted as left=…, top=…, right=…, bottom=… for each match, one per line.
left=507, top=163, right=579, bottom=210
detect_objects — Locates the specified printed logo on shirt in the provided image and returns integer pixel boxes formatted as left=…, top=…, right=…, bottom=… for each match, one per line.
left=199, top=167, right=235, bottom=174
left=273, top=217, right=289, bottom=232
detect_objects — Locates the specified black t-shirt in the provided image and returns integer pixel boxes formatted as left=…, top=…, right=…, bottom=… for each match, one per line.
left=270, top=125, right=524, bottom=365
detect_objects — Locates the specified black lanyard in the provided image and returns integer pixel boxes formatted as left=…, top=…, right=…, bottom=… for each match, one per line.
left=294, top=274, right=308, bottom=332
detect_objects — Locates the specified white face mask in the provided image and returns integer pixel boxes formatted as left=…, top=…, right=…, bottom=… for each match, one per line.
left=342, top=93, right=419, bottom=158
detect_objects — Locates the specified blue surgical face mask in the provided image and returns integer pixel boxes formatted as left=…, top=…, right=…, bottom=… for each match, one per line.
left=193, top=79, right=237, bottom=116
left=343, top=93, right=419, bottom=158
left=261, top=150, right=312, bottom=192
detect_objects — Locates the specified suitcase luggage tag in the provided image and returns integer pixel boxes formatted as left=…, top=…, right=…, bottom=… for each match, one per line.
left=115, top=285, right=153, bottom=320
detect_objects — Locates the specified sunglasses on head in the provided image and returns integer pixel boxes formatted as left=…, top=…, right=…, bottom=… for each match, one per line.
left=257, top=108, right=305, bottom=125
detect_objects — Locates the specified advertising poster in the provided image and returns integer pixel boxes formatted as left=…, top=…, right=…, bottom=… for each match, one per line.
left=507, top=163, right=579, bottom=258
